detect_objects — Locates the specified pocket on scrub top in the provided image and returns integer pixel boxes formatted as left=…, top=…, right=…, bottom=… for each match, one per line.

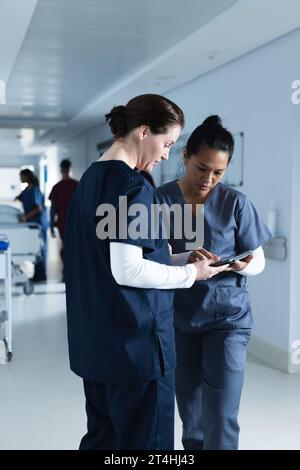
left=216, top=286, right=250, bottom=320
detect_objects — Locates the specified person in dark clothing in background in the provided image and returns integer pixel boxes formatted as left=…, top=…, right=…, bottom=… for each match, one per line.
left=49, top=159, right=78, bottom=271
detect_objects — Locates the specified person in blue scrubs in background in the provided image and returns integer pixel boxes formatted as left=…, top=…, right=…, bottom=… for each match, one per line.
left=156, top=115, right=272, bottom=450
left=64, top=96, right=228, bottom=450
left=16, top=169, right=48, bottom=281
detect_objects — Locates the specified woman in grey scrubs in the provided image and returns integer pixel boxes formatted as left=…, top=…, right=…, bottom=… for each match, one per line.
left=156, top=115, right=271, bottom=450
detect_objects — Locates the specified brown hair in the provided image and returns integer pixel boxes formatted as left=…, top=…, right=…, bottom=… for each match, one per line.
left=105, top=94, right=184, bottom=138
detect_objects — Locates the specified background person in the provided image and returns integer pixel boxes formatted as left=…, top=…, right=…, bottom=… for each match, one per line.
left=49, top=159, right=78, bottom=276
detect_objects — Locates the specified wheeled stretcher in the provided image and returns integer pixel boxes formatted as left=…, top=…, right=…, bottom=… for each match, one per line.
left=0, top=205, right=43, bottom=295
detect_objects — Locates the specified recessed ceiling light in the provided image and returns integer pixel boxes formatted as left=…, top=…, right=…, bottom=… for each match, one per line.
left=206, top=50, right=219, bottom=60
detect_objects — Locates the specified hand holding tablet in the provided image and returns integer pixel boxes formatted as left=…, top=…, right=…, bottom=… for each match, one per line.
left=210, top=250, right=253, bottom=267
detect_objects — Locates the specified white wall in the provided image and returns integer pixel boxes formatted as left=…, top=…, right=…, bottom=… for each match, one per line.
left=165, top=28, right=300, bottom=371
left=55, top=123, right=111, bottom=179
left=87, top=124, right=112, bottom=165
left=289, top=103, right=300, bottom=372
left=0, top=167, right=21, bottom=200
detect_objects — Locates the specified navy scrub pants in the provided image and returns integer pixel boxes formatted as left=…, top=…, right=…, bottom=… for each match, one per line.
left=79, top=371, right=174, bottom=450
left=175, top=328, right=251, bottom=450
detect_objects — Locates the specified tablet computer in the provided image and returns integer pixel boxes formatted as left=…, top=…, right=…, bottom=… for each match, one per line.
left=211, top=250, right=252, bottom=267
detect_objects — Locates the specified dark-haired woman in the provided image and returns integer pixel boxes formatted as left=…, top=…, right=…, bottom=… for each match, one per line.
left=64, top=96, right=228, bottom=450
left=156, top=115, right=271, bottom=450
left=16, top=169, right=48, bottom=281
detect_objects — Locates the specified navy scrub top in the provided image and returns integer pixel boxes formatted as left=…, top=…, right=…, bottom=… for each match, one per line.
left=155, top=181, right=272, bottom=333
left=64, top=161, right=175, bottom=383
left=18, top=185, right=48, bottom=232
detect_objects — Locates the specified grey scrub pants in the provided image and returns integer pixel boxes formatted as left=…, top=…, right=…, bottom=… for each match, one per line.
left=175, top=328, right=251, bottom=450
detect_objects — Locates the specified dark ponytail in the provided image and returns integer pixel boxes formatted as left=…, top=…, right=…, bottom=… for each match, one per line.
left=105, top=94, right=185, bottom=139
left=105, top=106, right=127, bottom=138
left=186, top=115, right=234, bottom=162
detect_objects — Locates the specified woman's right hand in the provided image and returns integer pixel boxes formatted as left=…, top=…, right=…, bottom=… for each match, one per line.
left=188, top=247, right=219, bottom=263
left=193, top=258, right=229, bottom=281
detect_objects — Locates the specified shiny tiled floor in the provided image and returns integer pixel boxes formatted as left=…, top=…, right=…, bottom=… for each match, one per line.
left=0, top=283, right=300, bottom=450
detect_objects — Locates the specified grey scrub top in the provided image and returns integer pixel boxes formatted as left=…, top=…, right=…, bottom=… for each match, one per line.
left=155, top=181, right=272, bottom=333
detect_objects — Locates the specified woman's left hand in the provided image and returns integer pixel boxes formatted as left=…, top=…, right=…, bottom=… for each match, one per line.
left=228, top=254, right=254, bottom=271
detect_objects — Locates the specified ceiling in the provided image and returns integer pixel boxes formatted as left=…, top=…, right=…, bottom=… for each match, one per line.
left=0, top=0, right=37, bottom=84
left=6, top=0, right=238, bottom=123
left=1, top=0, right=300, bottom=157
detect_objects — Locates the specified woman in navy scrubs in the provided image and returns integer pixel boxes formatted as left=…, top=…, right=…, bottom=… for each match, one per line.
left=156, top=115, right=272, bottom=450
left=16, top=169, right=48, bottom=281
left=64, top=96, right=228, bottom=450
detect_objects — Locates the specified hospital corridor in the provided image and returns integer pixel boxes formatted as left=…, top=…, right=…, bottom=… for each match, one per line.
left=0, top=0, right=300, bottom=452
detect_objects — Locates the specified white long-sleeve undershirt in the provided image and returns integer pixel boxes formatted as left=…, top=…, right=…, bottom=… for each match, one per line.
left=109, top=243, right=265, bottom=290
left=168, top=247, right=192, bottom=266
left=110, top=242, right=196, bottom=289
left=233, top=246, right=265, bottom=276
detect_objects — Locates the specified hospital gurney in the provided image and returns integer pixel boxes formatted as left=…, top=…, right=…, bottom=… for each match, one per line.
left=0, top=205, right=42, bottom=295
left=0, top=238, right=12, bottom=361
